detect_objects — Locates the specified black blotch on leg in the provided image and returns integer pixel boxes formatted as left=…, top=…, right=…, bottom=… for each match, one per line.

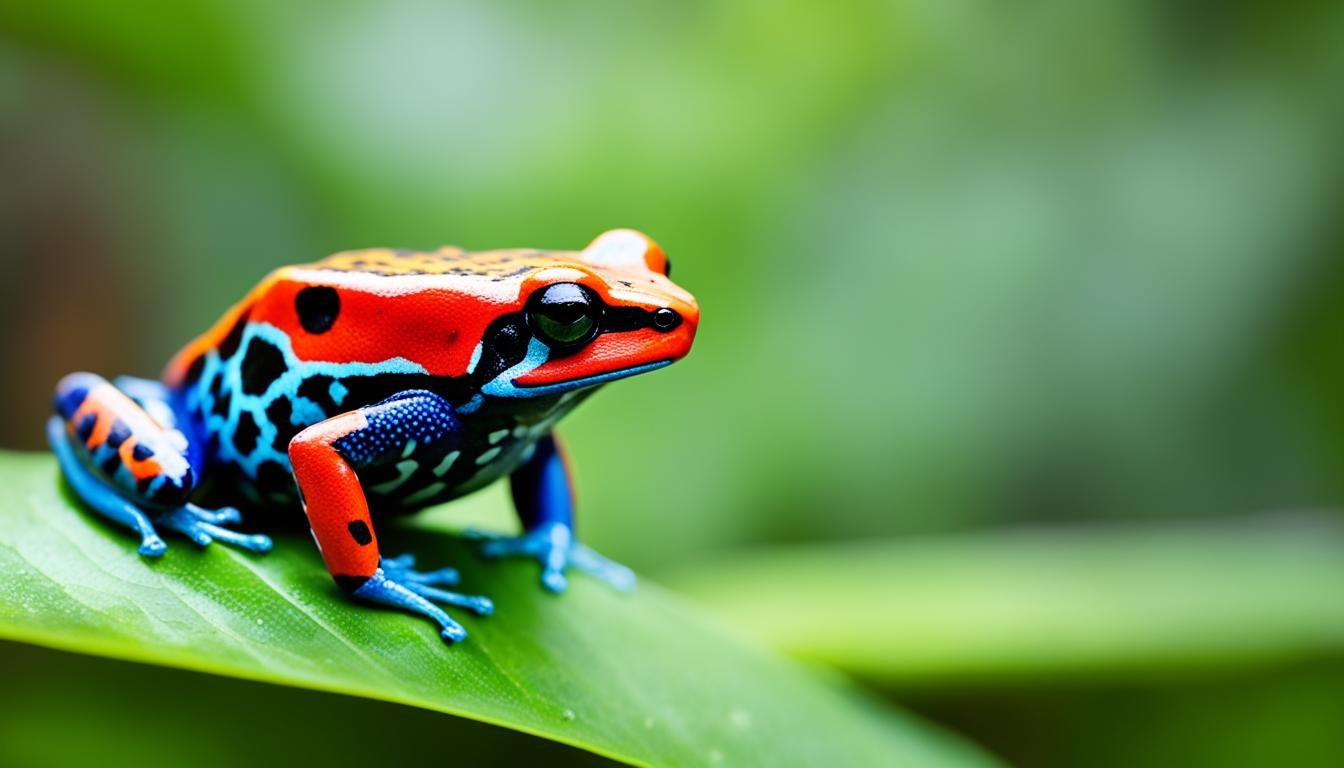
left=240, top=338, right=287, bottom=396
left=100, top=454, right=122, bottom=477
left=347, top=520, right=373, bottom=546
left=106, top=419, right=131, bottom=448
left=75, top=413, right=98, bottom=442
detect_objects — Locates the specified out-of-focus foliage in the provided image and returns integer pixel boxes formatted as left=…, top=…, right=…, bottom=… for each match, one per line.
left=671, top=521, right=1344, bottom=766
left=0, top=452, right=994, bottom=768
left=0, top=641, right=612, bottom=768
left=669, top=520, right=1344, bottom=684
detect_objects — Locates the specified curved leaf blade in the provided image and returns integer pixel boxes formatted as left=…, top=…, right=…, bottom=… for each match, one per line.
left=0, top=452, right=993, bottom=767
left=667, top=522, right=1344, bottom=686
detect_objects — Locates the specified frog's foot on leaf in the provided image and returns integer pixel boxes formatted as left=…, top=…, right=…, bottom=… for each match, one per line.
left=156, top=504, right=273, bottom=554
left=46, top=415, right=267, bottom=558
left=351, top=562, right=494, bottom=644
left=473, top=522, right=636, bottom=593
left=380, top=553, right=461, bottom=587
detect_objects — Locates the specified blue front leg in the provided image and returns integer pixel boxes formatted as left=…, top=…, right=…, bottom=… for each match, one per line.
left=479, top=433, right=635, bottom=593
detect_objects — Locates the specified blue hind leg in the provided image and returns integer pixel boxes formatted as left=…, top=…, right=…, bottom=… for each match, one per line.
left=476, top=433, right=636, bottom=593
left=47, top=417, right=167, bottom=556
left=49, top=372, right=272, bottom=556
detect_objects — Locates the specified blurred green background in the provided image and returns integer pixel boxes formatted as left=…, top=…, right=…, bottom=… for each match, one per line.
left=3, top=1, right=1344, bottom=765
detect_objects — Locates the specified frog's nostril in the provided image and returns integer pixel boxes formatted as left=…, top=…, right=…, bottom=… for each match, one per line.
left=651, top=308, right=681, bottom=331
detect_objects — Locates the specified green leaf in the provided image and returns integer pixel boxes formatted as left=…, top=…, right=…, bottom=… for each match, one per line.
left=666, top=523, right=1344, bottom=687
left=0, top=640, right=614, bottom=767
left=0, top=452, right=994, bottom=767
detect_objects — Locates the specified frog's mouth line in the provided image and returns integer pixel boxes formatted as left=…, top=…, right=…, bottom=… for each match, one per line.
left=477, top=338, right=673, bottom=401
left=506, top=359, right=672, bottom=398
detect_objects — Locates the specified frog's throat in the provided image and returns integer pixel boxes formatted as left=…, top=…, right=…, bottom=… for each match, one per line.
left=479, top=338, right=670, bottom=399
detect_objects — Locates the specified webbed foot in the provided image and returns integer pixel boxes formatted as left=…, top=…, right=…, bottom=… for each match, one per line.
left=351, top=556, right=494, bottom=644
left=473, top=522, right=635, bottom=593
left=156, top=504, right=272, bottom=554
left=47, top=414, right=269, bottom=557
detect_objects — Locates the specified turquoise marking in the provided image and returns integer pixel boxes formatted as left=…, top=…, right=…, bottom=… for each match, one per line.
left=190, top=322, right=428, bottom=480
left=329, top=379, right=349, bottom=407
left=480, top=338, right=672, bottom=399
left=466, top=341, right=483, bottom=375
left=432, top=451, right=460, bottom=476
left=371, top=459, right=418, bottom=494
left=479, top=339, right=549, bottom=399
left=402, top=481, right=447, bottom=505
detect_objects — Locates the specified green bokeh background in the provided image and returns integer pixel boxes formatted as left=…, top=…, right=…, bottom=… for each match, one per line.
left=2, top=1, right=1343, bottom=765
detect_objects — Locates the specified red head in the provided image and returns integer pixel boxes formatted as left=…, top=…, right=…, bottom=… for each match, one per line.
left=166, top=230, right=699, bottom=399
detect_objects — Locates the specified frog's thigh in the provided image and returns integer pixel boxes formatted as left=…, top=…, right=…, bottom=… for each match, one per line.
left=54, top=372, right=196, bottom=507
left=288, top=390, right=461, bottom=590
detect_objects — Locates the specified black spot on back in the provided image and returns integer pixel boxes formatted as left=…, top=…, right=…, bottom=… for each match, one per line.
left=267, top=397, right=299, bottom=452
left=295, top=286, right=340, bottom=334
left=347, top=520, right=373, bottom=546
left=184, top=355, right=205, bottom=384
left=297, top=375, right=337, bottom=413
left=131, top=443, right=153, bottom=461
left=241, top=338, right=287, bottom=396
left=218, top=308, right=252, bottom=359
left=234, top=411, right=260, bottom=455
left=211, top=386, right=231, bottom=418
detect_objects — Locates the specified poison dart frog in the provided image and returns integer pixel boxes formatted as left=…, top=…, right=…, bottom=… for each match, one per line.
left=48, top=230, right=698, bottom=643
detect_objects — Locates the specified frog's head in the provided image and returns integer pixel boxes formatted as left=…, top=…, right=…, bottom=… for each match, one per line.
left=472, top=229, right=699, bottom=399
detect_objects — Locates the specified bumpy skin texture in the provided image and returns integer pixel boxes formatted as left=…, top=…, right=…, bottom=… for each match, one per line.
left=50, top=229, right=698, bottom=643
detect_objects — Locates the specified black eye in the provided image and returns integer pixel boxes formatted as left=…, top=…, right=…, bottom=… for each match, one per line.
left=527, top=283, right=601, bottom=348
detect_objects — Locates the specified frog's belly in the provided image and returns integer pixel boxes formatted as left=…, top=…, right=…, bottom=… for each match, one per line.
left=205, top=431, right=537, bottom=517
left=361, top=434, right=539, bottom=513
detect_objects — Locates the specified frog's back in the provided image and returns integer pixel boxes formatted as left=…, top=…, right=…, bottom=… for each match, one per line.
left=165, top=246, right=568, bottom=387
left=160, top=246, right=599, bottom=508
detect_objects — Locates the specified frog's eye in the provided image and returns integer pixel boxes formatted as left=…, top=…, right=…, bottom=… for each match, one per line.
left=527, top=283, right=602, bottom=348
